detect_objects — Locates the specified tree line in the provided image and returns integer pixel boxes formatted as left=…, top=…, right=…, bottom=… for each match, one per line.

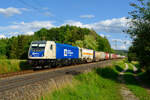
left=0, top=25, right=113, bottom=59
left=127, top=0, right=150, bottom=72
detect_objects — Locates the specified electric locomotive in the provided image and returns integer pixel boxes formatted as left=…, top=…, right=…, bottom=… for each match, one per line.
left=28, top=41, right=81, bottom=69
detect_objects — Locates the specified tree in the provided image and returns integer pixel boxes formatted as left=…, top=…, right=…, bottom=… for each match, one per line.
left=0, top=39, right=8, bottom=58
left=97, top=36, right=112, bottom=52
left=83, top=35, right=98, bottom=50
left=128, top=46, right=137, bottom=62
left=127, top=0, right=150, bottom=71
left=9, top=37, right=18, bottom=59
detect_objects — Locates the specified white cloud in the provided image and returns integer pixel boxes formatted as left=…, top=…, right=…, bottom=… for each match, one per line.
left=0, top=35, right=6, bottom=39
left=25, top=31, right=34, bottom=35
left=0, top=21, right=55, bottom=32
left=111, top=44, right=127, bottom=50
left=88, top=17, right=130, bottom=33
left=112, top=39, right=124, bottom=43
left=62, top=20, right=90, bottom=28
left=20, top=8, right=29, bottom=11
left=119, top=45, right=127, bottom=50
left=0, top=7, right=28, bottom=17
left=0, top=21, right=55, bottom=37
left=99, top=34, right=111, bottom=38
left=63, top=17, right=130, bottom=33
left=111, top=39, right=132, bottom=45
left=100, top=34, right=105, bottom=37
left=79, top=14, right=95, bottom=19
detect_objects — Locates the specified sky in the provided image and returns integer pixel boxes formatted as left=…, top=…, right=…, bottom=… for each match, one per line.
left=0, top=0, right=135, bottom=50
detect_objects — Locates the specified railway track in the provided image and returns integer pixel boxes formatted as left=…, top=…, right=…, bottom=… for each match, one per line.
left=0, top=61, right=104, bottom=79
left=0, top=63, right=83, bottom=79
left=0, top=70, right=34, bottom=78
left=0, top=60, right=119, bottom=92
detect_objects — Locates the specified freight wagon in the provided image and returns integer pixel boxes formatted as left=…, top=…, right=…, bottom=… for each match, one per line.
left=94, top=51, right=105, bottom=61
left=80, top=48, right=94, bottom=62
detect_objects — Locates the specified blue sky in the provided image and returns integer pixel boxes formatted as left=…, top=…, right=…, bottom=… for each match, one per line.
left=0, top=0, right=134, bottom=50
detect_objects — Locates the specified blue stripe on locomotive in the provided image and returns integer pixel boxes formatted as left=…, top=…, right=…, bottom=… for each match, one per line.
left=56, top=43, right=79, bottom=59
left=29, top=50, right=44, bottom=57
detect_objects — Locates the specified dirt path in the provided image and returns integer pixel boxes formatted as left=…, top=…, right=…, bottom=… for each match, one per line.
left=118, top=63, right=139, bottom=100
left=119, top=63, right=128, bottom=75
left=131, top=64, right=150, bottom=94
left=131, top=64, right=138, bottom=72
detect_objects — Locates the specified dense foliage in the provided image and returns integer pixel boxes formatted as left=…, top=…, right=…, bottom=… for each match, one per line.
left=0, top=25, right=112, bottom=59
left=114, top=50, right=128, bottom=56
left=127, top=0, right=150, bottom=71
left=128, top=46, right=137, bottom=62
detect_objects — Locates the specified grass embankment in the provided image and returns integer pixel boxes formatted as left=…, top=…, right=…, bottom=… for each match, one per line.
left=113, top=60, right=125, bottom=72
left=0, top=59, right=31, bottom=74
left=41, top=62, right=123, bottom=100
left=40, top=60, right=150, bottom=100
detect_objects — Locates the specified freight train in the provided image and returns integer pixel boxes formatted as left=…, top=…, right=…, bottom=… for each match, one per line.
left=28, top=41, right=125, bottom=69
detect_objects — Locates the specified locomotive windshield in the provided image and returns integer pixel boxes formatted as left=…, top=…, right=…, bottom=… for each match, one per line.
left=31, top=43, right=46, bottom=52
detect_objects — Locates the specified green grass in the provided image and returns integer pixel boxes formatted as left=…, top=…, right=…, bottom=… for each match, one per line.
left=119, top=62, right=150, bottom=100
left=0, top=59, right=32, bottom=74
left=125, top=63, right=134, bottom=74
left=41, top=66, right=122, bottom=100
left=123, top=72, right=150, bottom=100
left=113, top=60, right=125, bottom=73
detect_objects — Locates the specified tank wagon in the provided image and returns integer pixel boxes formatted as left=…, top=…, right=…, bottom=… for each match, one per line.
left=28, top=41, right=125, bottom=69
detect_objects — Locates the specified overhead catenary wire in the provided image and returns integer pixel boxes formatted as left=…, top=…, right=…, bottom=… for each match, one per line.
left=16, top=0, right=65, bottom=23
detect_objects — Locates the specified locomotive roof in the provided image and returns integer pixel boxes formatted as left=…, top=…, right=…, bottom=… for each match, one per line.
left=56, top=42, right=78, bottom=48
left=32, top=41, right=46, bottom=44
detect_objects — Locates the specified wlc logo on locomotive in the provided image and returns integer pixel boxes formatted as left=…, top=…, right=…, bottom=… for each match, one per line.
left=64, top=49, right=73, bottom=56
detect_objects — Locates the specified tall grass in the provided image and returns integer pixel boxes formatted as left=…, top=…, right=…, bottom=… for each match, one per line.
left=41, top=66, right=122, bottom=100
left=0, top=59, right=31, bottom=74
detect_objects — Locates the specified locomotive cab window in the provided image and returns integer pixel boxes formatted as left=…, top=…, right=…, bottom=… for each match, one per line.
left=31, top=43, right=45, bottom=52
left=50, top=45, right=53, bottom=50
